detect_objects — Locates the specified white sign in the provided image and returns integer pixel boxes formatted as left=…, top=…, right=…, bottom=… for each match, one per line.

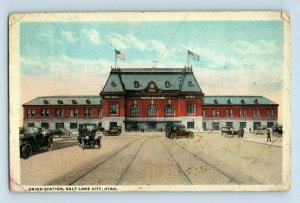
left=141, top=96, right=165, bottom=100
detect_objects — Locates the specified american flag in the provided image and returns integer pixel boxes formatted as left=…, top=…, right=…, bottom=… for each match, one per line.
left=188, top=50, right=200, bottom=61
left=115, top=49, right=125, bottom=60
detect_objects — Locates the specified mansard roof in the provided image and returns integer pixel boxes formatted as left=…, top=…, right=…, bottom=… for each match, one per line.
left=203, top=96, right=278, bottom=105
left=23, top=96, right=102, bottom=106
left=100, top=67, right=203, bottom=94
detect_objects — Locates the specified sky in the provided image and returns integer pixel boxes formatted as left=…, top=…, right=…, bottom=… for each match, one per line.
left=20, top=20, right=284, bottom=121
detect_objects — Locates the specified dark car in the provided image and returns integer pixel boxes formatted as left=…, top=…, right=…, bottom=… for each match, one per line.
left=166, top=124, right=194, bottom=139
left=47, top=128, right=71, bottom=137
left=221, top=127, right=238, bottom=137
left=78, top=123, right=102, bottom=150
left=272, top=125, right=283, bottom=137
left=19, top=127, right=53, bottom=159
left=103, top=126, right=122, bottom=136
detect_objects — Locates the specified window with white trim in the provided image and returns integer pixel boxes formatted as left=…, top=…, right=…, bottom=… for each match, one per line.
left=165, top=105, right=174, bottom=115
left=131, top=105, right=139, bottom=116
left=187, top=103, right=195, bottom=115
left=148, top=105, right=157, bottom=116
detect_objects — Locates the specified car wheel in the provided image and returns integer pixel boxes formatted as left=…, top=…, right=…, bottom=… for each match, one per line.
left=170, top=133, right=177, bottom=139
left=189, top=133, right=194, bottom=139
left=21, top=144, right=32, bottom=159
left=221, top=132, right=227, bottom=137
left=47, top=140, right=53, bottom=151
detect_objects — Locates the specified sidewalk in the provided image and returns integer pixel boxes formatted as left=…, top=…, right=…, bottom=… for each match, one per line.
left=236, top=133, right=282, bottom=147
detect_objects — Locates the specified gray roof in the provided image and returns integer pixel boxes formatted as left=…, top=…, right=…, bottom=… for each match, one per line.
left=203, top=96, right=277, bottom=105
left=101, top=68, right=202, bottom=93
left=23, top=96, right=102, bottom=105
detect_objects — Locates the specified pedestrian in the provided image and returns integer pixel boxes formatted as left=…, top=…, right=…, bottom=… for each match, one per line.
left=267, top=129, right=271, bottom=142
left=238, top=128, right=242, bottom=138
left=249, top=127, right=251, bottom=133
left=241, top=128, right=244, bottom=138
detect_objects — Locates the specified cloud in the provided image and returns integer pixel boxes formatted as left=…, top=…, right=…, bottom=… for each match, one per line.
left=107, top=33, right=146, bottom=50
left=81, top=29, right=102, bottom=45
left=230, top=40, right=280, bottom=55
left=61, top=31, right=76, bottom=43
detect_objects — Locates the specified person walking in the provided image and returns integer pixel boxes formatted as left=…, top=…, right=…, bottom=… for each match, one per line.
left=241, top=128, right=244, bottom=138
left=249, top=127, right=251, bottom=133
left=267, top=129, right=271, bottom=142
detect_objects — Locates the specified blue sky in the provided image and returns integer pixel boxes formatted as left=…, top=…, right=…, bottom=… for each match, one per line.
left=20, top=20, right=284, bottom=120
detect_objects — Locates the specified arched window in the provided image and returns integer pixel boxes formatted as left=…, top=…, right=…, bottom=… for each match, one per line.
left=72, top=99, right=77, bottom=104
left=134, top=81, right=140, bottom=88
left=227, top=99, right=232, bottom=104
left=43, top=100, right=49, bottom=104
left=57, top=99, right=63, bottom=104
left=254, top=99, right=259, bottom=104
left=130, top=105, right=139, bottom=116
left=241, top=99, right=245, bottom=104
left=86, top=99, right=91, bottom=104
left=165, top=105, right=174, bottom=115
left=214, top=99, right=218, bottom=104
left=188, top=81, right=193, bottom=87
left=148, top=105, right=157, bottom=116
left=111, top=81, right=117, bottom=87
left=165, top=81, right=170, bottom=88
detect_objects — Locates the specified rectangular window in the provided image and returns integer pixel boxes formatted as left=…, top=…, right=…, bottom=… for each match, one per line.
left=41, top=123, right=49, bottom=129
left=147, top=122, right=157, bottom=129
left=267, top=122, right=274, bottom=128
left=27, top=109, right=36, bottom=118
left=212, top=108, right=220, bottom=117
left=70, top=123, right=78, bottom=129
left=187, top=103, right=195, bottom=115
left=84, top=109, right=92, bottom=117
left=98, top=109, right=102, bottom=117
left=226, top=122, right=233, bottom=128
left=240, top=122, right=247, bottom=129
left=202, top=122, right=207, bottom=131
left=212, top=122, right=220, bottom=131
left=109, top=104, right=118, bottom=115
left=254, top=108, right=260, bottom=117
left=240, top=108, right=247, bottom=117
left=41, top=109, right=49, bottom=117
left=70, top=109, right=78, bottom=117
left=267, top=108, right=274, bottom=117
left=187, top=122, right=195, bottom=129
left=202, top=109, right=206, bottom=117
left=27, top=123, right=35, bottom=127
left=55, top=109, right=64, bottom=117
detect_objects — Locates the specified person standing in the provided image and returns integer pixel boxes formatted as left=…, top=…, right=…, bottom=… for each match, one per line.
left=249, top=127, right=251, bottom=133
left=267, top=129, right=271, bottom=142
left=241, top=128, right=244, bottom=138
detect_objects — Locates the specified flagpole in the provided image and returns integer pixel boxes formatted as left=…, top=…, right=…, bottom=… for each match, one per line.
left=187, top=50, right=190, bottom=68
left=114, top=49, right=117, bottom=69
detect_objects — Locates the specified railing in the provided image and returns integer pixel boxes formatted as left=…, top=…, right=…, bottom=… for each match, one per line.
left=110, top=67, right=193, bottom=73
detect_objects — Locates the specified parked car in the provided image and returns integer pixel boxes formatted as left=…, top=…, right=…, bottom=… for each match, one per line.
left=47, top=128, right=71, bottom=137
left=78, top=123, right=102, bottom=150
left=166, top=124, right=194, bottom=139
left=254, top=126, right=267, bottom=135
left=221, top=127, right=238, bottom=137
left=103, top=126, right=122, bottom=136
left=272, top=125, right=283, bottom=137
left=19, top=127, right=53, bottom=159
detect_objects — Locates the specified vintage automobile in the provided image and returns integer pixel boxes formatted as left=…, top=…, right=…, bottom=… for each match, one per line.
left=47, top=128, right=71, bottom=137
left=103, top=126, right=122, bottom=136
left=19, top=127, right=53, bottom=159
left=272, top=125, right=283, bottom=137
left=166, top=124, right=194, bottom=139
left=78, top=123, right=102, bottom=150
left=254, top=126, right=267, bottom=135
left=221, top=127, right=238, bottom=137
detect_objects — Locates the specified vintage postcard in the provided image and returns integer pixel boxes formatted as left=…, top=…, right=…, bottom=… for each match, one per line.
left=9, top=11, right=291, bottom=192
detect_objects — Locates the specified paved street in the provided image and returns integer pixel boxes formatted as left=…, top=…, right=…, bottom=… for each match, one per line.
left=20, top=132, right=282, bottom=186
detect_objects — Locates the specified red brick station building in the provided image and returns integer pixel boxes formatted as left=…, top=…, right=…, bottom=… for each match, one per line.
left=23, top=67, right=279, bottom=132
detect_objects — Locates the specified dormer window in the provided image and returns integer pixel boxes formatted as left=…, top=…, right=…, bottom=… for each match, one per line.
left=241, top=99, right=245, bottom=104
left=188, top=81, right=193, bottom=87
left=111, top=81, right=117, bottom=87
left=72, top=99, right=77, bottom=104
left=43, top=100, right=49, bottom=104
left=134, top=81, right=140, bottom=88
left=214, top=99, right=218, bottom=104
left=165, top=81, right=170, bottom=88
left=57, top=100, right=63, bottom=104
left=254, top=99, right=259, bottom=104
left=227, top=99, right=232, bottom=104
left=86, top=99, right=91, bottom=104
